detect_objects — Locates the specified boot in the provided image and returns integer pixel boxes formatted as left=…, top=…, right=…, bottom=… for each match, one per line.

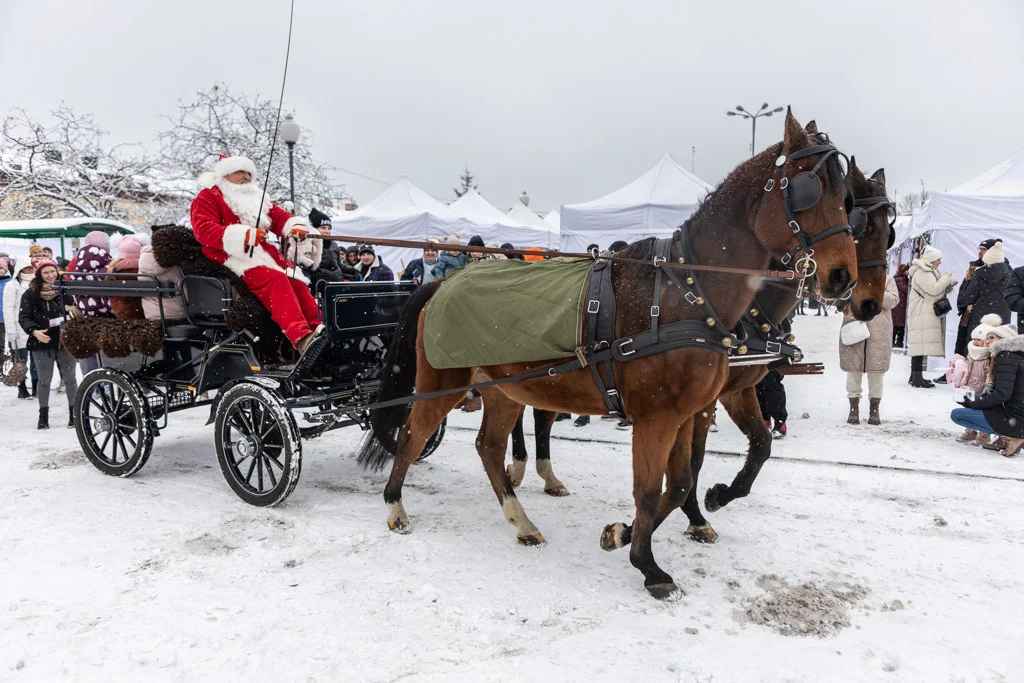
left=17, top=381, right=30, bottom=400
left=868, top=398, right=881, bottom=425
left=573, top=415, right=590, bottom=427
left=909, top=357, right=934, bottom=388
left=1001, top=437, right=1024, bottom=457
left=31, top=379, right=38, bottom=398
left=37, top=407, right=49, bottom=430
left=984, top=436, right=1009, bottom=452
left=847, top=397, right=860, bottom=425
left=67, top=412, right=75, bottom=429
left=956, top=429, right=979, bottom=444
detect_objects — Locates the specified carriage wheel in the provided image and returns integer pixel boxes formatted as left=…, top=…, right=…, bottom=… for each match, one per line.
left=215, top=383, right=302, bottom=507
left=416, top=418, right=447, bottom=462
left=76, top=369, right=154, bottom=477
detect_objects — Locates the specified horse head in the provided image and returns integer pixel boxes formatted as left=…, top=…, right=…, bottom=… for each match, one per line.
left=751, top=109, right=858, bottom=301
left=845, top=159, right=895, bottom=321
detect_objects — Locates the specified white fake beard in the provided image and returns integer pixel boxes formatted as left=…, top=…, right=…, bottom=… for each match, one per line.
left=216, top=179, right=272, bottom=229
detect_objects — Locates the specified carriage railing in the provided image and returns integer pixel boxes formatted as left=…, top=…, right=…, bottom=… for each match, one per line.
left=55, top=271, right=180, bottom=338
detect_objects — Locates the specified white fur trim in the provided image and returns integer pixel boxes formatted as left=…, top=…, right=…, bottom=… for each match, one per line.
left=219, top=223, right=285, bottom=278
left=214, top=155, right=257, bottom=179
left=282, top=216, right=308, bottom=238
left=198, top=171, right=218, bottom=189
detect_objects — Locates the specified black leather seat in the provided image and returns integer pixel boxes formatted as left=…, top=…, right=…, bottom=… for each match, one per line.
left=165, top=324, right=201, bottom=339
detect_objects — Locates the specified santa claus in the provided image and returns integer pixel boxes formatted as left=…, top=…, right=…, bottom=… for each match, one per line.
left=190, top=155, right=322, bottom=353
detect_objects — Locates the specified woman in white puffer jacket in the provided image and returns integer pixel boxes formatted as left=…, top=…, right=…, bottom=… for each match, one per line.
left=2, top=255, right=37, bottom=397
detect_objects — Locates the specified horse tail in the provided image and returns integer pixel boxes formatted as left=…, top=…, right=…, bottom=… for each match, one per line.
left=357, top=279, right=443, bottom=471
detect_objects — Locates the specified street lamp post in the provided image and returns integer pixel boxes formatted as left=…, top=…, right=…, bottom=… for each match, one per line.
left=280, top=113, right=301, bottom=210
left=725, top=103, right=784, bottom=157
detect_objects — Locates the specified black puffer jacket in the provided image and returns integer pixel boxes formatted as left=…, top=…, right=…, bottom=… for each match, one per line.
left=1004, top=265, right=1024, bottom=333
left=18, top=282, right=72, bottom=351
left=963, top=334, right=1024, bottom=438
left=957, top=260, right=1012, bottom=332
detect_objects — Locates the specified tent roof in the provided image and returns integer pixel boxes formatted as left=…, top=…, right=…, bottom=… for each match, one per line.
left=450, top=189, right=530, bottom=228
left=543, top=208, right=561, bottom=231
left=949, top=145, right=1024, bottom=197
left=0, top=217, right=135, bottom=239
left=338, top=175, right=462, bottom=222
left=564, top=153, right=713, bottom=210
left=507, top=201, right=554, bottom=232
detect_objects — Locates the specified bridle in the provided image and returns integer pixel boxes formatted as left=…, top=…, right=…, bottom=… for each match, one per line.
left=754, top=141, right=856, bottom=300
left=849, top=183, right=897, bottom=270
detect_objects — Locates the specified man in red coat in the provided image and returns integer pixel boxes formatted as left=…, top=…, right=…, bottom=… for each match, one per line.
left=190, top=155, right=321, bottom=352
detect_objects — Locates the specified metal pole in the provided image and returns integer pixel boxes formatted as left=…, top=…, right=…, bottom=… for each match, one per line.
left=691, top=146, right=695, bottom=172
left=751, top=115, right=757, bottom=157
left=287, top=142, right=296, bottom=209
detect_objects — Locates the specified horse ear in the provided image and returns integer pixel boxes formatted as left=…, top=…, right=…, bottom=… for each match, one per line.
left=849, top=156, right=865, bottom=181
left=783, top=107, right=807, bottom=150
left=805, top=120, right=818, bottom=135
left=871, top=168, right=886, bottom=186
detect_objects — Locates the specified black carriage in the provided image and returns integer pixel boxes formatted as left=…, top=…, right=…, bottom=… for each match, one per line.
left=56, top=273, right=445, bottom=506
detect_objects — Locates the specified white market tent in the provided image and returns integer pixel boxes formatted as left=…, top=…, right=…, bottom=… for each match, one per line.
left=902, top=145, right=1024, bottom=366
left=332, top=176, right=476, bottom=278
left=559, top=153, right=714, bottom=253
left=506, top=201, right=559, bottom=249
left=543, top=208, right=561, bottom=233
left=449, top=189, right=554, bottom=250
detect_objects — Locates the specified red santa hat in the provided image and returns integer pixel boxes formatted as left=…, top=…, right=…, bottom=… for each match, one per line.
left=198, top=154, right=258, bottom=188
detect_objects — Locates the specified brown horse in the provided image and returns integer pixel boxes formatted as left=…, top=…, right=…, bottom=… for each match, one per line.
left=358, top=110, right=858, bottom=599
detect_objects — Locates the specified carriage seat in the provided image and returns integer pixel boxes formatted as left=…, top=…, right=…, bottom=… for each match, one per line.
left=165, top=324, right=202, bottom=340
left=181, top=275, right=233, bottom=328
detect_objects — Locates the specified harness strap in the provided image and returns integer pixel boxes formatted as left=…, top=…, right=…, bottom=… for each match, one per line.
left=584, top=258, right=627, bottom=418
left=858, top=259, right=888, bottom=269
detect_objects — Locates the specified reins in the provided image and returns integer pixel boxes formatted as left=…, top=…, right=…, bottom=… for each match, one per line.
left=308, top=234, right=796, bottom=280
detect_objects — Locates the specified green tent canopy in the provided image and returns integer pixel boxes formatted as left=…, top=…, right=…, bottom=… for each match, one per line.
left=0, top=218, right=135, bottom=258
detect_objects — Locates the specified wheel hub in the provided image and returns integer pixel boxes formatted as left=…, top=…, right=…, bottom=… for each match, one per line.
left=234, top=435, right=261, bottom=458
left=93, top=413, right=114, bottom=433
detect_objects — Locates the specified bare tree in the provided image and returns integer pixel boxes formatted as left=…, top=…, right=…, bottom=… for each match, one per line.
left=0, top=105, right=180, bottom=225
left=897, top=182, right=932, bottom=215
left=157, top=83, right=344, bottom=215
left=453, top=166, right=477, bottom=198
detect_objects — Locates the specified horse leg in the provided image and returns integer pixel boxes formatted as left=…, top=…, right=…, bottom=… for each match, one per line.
left=533, top=408, right=568, bottom=496
left=383, top=371, right=471, bottom=534
left=506, top=407, right=528, bottom=487
left=705, top=387, right=772, bottom=512
left=601, top=419, right=695, bottom=550
left=477, top=390, right=545, bottom=546
left=601, top=416, right=680, bottom=599
left=682, top=402, right=719, bottom=543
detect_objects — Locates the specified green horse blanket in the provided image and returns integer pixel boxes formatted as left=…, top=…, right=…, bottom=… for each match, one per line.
left=423, top=258, right=592, bottom=369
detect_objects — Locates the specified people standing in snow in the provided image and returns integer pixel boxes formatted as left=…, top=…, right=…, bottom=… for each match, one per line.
left=892, top=263, right=910, bottom=348
left=401, top=238, right=441, bottom=286
left=949, top=314, right=1005, bottom=447
left=1003, top=255, right=1024, bottom=335
left=0, top=253, right=10, bottom=350
left=907, top=245, right=957, bottom=388
left=951, top=319, right=1024, bottom=457
left=840, top=273, right=899, bottom=425
left=354, top=245, right=394, bottom=282
left=3, top=255, right=39, bottom=399
left=18, top=260, right=78, bottom=429
left=432, top=236, right=469, bottom=278
left=956, top=240, right=1011, bottom=356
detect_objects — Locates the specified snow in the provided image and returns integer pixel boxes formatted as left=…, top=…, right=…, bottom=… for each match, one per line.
left=2, top=314, right=1023, bottom=681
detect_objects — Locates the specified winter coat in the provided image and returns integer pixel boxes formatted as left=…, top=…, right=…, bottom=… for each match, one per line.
left=0, top=274, right=9, bottom=325
left=2, top=275, right=32, bottom=347
left=355, top=254, right=394, bottom=282
left=107, top=258, right=145, bottom=320
left=956, top=260, right=1011, bottom=334
left=432, top=252, right=468, bottom=279
left=18, top=283, right=72, bottom=352
left=907, top=259, right=955, bottom=358
left=138, top=245, right=186, bottom=321
left=401, top=257, right=440, bottom=286
left=961, top=334, right=1024, bottom=438
left=1003, top=265, right=1024, bottom=334
left=948, top=350, right=990, bottom=394
left=70, top=244, right=113, bottom=317
left=892, top=270, right=909, bottom=327
left=313, top=240, right=359, bottom=282
left=840, top=274, right=898, bottom=373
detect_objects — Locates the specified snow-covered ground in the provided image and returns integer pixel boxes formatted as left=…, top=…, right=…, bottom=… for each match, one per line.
left=2, top=313, right=1023, bottom=682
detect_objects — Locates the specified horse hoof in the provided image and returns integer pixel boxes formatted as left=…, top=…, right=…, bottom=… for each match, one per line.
left=686, top=524, right=720, bottom=544
left=544, top=485, right=570, bottom=497
left=518, top=533, right=546, bottom=546
left=704, top=484, right=728, bottom=513
left=600, top=522, right=630, bottom=551
left=505, top=464, right=524, bottom=488
left=387, top=519, right=412, bottom=534
left=646, top=582, right=682, bottom=601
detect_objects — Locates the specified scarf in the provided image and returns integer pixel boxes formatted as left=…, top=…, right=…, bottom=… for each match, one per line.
left=18, top=272, right=34, bottom=285
left=967, top=343, right=990, bottom=361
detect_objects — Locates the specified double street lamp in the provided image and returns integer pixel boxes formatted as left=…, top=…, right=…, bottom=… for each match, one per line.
left=726, top=103, right=784, bottom=157
left=280, top=113, right=301, bottom=210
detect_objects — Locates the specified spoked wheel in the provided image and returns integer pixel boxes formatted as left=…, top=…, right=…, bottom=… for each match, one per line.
left=416, top=418, right=447, bottom=462
left=75, top=369, right=154, bottom=477
left=215, top=383, right=302, bottom=507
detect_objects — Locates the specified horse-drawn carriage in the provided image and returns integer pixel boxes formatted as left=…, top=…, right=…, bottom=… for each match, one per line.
left=56, top=272, right=446, bottom=506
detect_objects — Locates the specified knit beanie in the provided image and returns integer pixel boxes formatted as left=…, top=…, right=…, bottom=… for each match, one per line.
left=308, top=207, right=332, bottom=229
left=468, top=235, right=485, bottom=248
left=989, top=322, right=1017, bottom=341
left=919, top=245, right=942, bottom=263
left=84, top=230, right=111, bottom=252
left=972, top=314, right=1004, bottom=341
left=358, top=244, right=375, bottom=256
left=444, top=235, right=461, bottom=245
left=33, top=258, right=58, bottom=276
left=982, top=241, right=1004, bottom=266
left=979, top=238, right=999, bottom=250
left=117, top=235, right=142, bottom=262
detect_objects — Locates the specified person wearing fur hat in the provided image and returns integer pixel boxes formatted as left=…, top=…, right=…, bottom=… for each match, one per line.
left=107, top=235, right=145, bottom=319
left=353, top=245, right=394, bottom=282
left=18, top=260, right=78, bottom=429
left=189, top=154, right=322, bottom=354
left=2, top=255, right=39, bottom=398
left=955, top=240, right=1011, bottom=356
left=432, top=235, right=469, bottom=278
left=951, top=319, right=1024, bottom=456
left=907, top=245, right=958, bottom=388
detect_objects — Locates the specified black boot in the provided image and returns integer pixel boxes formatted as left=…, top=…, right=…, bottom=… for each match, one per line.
left=909, top=356, right=934, bottom=388
left=31, top=378, right=38, bottom=398
left=17, top=381, right=30, bottom=400
left=68, top=412, right=75, bottom=429
left=847, top=397, right=860, bottom=425
left=37, top=407, right=49, bottom=430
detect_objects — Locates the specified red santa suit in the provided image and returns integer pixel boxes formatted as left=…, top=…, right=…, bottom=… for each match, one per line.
left=189, top=155, right=320, bottom=346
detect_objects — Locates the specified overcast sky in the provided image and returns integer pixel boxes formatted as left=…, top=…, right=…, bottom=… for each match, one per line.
left=2, top=0, right=1022, bottom=213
